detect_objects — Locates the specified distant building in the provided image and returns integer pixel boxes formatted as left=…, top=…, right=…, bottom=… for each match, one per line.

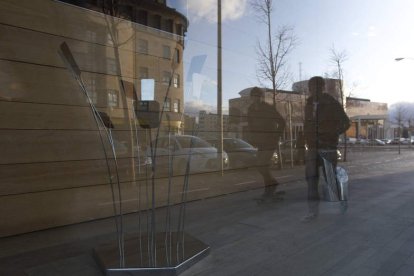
left=183, top=114, right=197, bottom=135
left=292, top=78, right=344, bottom=104
left=229, top=79, right=389, bottom=143
left=346, top=97, right=389, bottom=139
left=198, top=110, right=230, bottom=140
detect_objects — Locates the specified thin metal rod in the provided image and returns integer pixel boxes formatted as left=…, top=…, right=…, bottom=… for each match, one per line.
left=164, top=116, right=173, bottom=266
left=58, top=43, right=125, bottom=267
left=217, top=0, right=223, bottom=175
left=132, top=105, right=144, bottom=266
left=145, top=129, right=152, bottom=267
left=176, top=124, right=198, bottom=262
left=147, top=41, right=180, bottom=267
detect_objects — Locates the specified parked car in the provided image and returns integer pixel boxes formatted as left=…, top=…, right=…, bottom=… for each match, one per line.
left=208, top=138, right=257, bottom=169
left=147, top=135, right=228, bottom=176
left=356, top=138, right=369, bottom=145
left=371, top=139, right=385, bottom=146
left=275, top=140, right=305, bottom=166
left=208, top=138, right=281, bottom=169
left=390, top=138, right=409, bottom=145
left=381, top=139, right=392, bottom=144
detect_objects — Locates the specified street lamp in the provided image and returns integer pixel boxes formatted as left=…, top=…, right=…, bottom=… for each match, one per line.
left=395, top=57, right=414, bottom=61
left=393, top=56, right=414, bottom=153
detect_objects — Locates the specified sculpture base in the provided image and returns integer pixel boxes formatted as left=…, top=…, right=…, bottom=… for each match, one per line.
left=94, top=232, right=209, bottom=276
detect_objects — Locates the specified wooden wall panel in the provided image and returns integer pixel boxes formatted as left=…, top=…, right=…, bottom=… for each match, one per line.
left=0, top=130, right=107, bottom=164
left=0, top=157, right=150, bottom=196
left=0, top=101, right=96, bottom=130
left=0, top=0, right=188, bottom=237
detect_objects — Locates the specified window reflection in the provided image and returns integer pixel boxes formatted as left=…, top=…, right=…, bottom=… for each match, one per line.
left=2, top=0, right=414, bottom=275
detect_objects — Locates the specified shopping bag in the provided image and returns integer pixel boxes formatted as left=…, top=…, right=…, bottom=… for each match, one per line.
left=336, top=166, right=349, bottom=201
left=321, top=156, right=339, bottom=202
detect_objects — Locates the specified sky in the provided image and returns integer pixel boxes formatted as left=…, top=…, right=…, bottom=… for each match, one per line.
left=168, top=0, right=414, bottom=114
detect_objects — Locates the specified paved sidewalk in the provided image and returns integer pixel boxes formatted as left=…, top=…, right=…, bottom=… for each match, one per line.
left=2, top=150, right=414, bottom=276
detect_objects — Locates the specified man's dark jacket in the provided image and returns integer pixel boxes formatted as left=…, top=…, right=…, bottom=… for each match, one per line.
left=304, top=93, right=350, bottom=150
left=247, top=102, right=285, bottom=151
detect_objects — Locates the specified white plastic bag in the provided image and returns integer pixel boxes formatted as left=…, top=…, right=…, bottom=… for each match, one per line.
left=336, top=166, right=349, bottom=201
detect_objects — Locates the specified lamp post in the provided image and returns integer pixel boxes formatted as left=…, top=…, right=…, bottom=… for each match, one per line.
left=394, top=57, right=414, bottom=153
left=395, top=57, right=414, bottom=61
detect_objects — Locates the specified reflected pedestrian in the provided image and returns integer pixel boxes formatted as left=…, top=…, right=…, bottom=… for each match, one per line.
left=302, top=77, right=350, bottom=221
left=247, top=87, right=286, bottom=201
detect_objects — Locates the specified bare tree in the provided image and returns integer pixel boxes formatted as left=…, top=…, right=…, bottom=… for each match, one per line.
left=329, top=46, right=349, bottom=161
left=251, top=0, right=298, bottom=107
left=329, top=46, right=347, bottom=105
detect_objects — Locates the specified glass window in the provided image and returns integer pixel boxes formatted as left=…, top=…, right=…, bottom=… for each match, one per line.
left=7, top=2, right=414, bottom=275
left=149, top=14, right=161, bottom=29
left=173, top=99, right=180, bottom=113
left=137, top=10, right=148, bottom=25
left=84, top=78, right=98, bottom=105
left=106, top=58, right=117, bottom=74
left=162, top=45, right=170, bottom=59
left=174, top=48, right=180, bottom=63
left=162, top=19, right=173, bottom=33
left=163, top=97, right=171, bottom=111
left=177, top=136, right=211, bottom=149
left=137, top=39, right=148, bottom=54
left=107, top=90, right=119, bottom=107
left=162, top=71, right=171, bottom=85
left=173, top=73, right=180, bottom=88
left=139, top=67, right=149, bottom=79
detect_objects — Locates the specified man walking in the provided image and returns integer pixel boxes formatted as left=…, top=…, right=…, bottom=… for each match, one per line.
left=247, top=87, right=286, bottom=201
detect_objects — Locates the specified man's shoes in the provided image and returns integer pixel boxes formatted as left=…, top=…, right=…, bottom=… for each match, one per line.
left=301, top=212, right=318, bottom=222
left=256, top=191, right=284, bottom=203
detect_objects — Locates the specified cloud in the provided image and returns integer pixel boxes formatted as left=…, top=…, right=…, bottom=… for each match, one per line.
left=184, top=100, right=216, bottom=116
left=367, top=26, right=377, bottom=37
left=185, top=0, right=248, bottom=23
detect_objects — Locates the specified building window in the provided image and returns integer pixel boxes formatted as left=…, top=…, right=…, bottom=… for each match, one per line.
left=162, top=45, right=171, bottom=59
left=137, top=10, right=148, bottom=25
left=139, top=67, right=149, bottom=79
left=107, top=90, right=119, bottom=107
left=137, top=39, right=148, bottom=54
left=173, top=74, right=180, bottom=88
left=162, top=19, right=173, bottom=32
left=163, top=98, right=171, bottom=112
left=85, top=30, right=97, bottom=42
left=118, top=4, right=133, bottom=20
left=173, top=99, right=180, bottom=113
left=150, top=14, right=161, bottom=29
left=162, top=71, right=171, bottom=85
left=107, top=58, right=117, bottom=74
left=175, top=24, right=183, bottom=36
left=174, top=48, right=180, bottom=63
left=84, top=79, right=98, bottom=105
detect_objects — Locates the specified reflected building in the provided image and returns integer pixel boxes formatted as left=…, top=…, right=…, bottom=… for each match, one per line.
left=198, top=110, right=230, bottom=140
left=346, top=97, right=389, bottom=139
left=58, top=0, right=188, bottom=133
left=0, top=0, right=188, bottom=237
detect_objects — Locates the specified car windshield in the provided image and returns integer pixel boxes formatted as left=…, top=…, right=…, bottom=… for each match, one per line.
left=224, top=139, right=254, bottom=149
left=176, top=136, right=212, bottom=149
